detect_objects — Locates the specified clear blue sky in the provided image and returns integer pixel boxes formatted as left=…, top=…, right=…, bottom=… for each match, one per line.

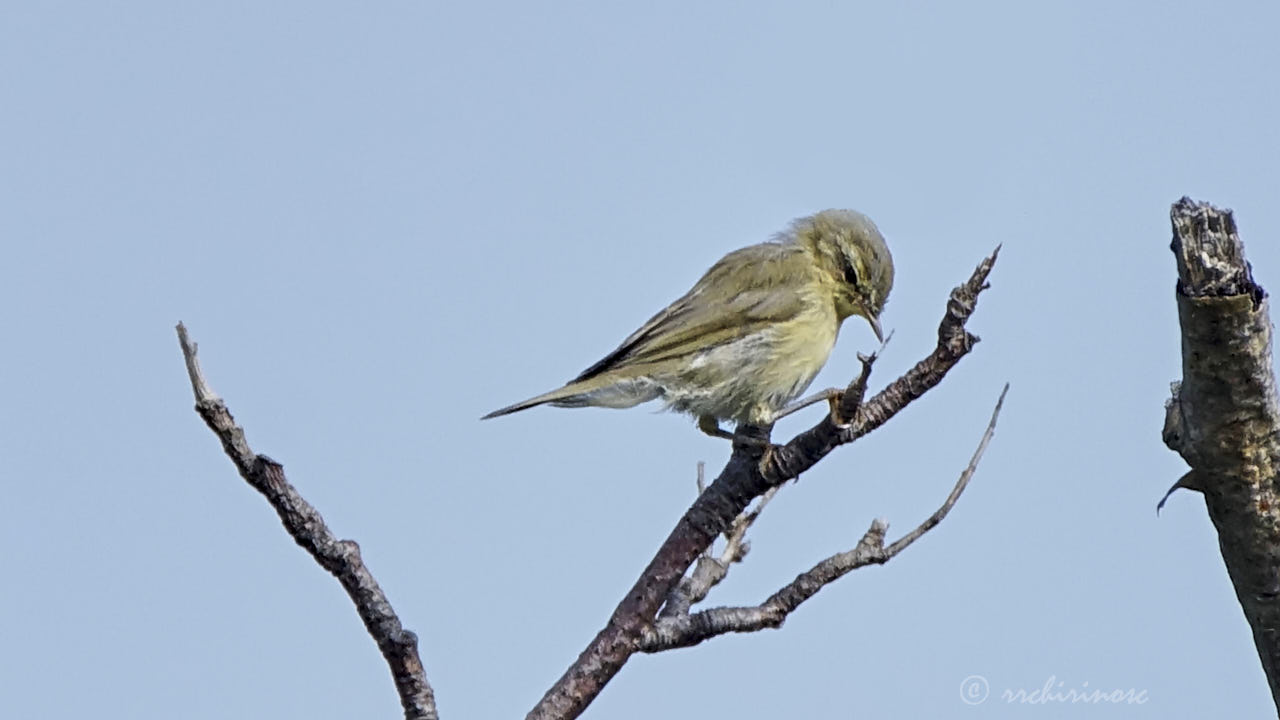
left=4, top=2, right=1279, bottom=717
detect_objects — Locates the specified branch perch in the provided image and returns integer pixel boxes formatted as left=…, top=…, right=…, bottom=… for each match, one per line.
left=1161, top=197, right=1280, bottom=712
left=529, top=247, right=999, bottom=720
left=176, top=323, right=437, bottom=720
left=640, top=383, right=1007, bottom=651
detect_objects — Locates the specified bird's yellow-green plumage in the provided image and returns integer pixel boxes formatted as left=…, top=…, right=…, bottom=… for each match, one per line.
left=482, top=209, right=894, bottom=430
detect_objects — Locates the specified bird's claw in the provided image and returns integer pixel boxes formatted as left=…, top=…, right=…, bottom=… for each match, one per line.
left=698, top=415, right=736, bottom=440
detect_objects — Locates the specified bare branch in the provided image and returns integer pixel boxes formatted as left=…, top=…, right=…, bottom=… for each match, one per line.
left=528, top=248, right=998, bottom=720
left=883, top=382, right=1006, bottom=556
left=175, top=323, right=437, bottom=720
left=638, top=384, right=1007, bottom=652
left=1162, top=197, right=1280, bottom=712
left=658, top=486, right=779, bottom=619
left=177, top=323, right=220, bottom=404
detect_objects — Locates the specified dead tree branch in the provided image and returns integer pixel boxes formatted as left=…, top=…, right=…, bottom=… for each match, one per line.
left=1162, top=197, right=1280, bottom=712
left=175, top=323, right=437, bottom=720
left=640, top=384, right=1007, bottom=652
left=657, top=485, right=779, bottom=620
left=528, top=247, right=999, bottom=720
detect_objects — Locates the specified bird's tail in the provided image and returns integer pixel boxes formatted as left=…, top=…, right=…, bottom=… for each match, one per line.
left=480, top=379, right=602, bottom=420
left=481, top=374, right=658, bottom=420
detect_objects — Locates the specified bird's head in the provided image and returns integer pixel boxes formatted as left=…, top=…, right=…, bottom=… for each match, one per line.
left=793, top=209, right=895, bottom=341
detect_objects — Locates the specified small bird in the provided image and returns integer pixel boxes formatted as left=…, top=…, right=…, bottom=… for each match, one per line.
left=482, top=209, right=894, bottom=436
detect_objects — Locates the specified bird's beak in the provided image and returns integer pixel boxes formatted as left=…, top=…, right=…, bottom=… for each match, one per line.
left=867, top=315, right=884, bottom=343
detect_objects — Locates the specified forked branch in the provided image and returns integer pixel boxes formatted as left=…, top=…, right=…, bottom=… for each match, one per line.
left=639, top=384, right=1006, bottom=652
left=529, top=247, right=999, bottom=720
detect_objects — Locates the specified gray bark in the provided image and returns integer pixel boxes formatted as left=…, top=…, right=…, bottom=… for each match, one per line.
left=1163, top=197, right=1280, bottom=713
left=176, top=324, right=437, bottom=720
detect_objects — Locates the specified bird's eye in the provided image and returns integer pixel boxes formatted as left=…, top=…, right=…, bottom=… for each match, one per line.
left=843, top=264, right=859, bottom=287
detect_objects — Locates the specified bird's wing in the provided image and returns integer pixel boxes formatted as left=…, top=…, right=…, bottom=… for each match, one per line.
left=572, top=243, right=813, bottom=381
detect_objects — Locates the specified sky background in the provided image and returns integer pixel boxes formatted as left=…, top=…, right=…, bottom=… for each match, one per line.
left=3, top=1, right=1279, bottom=718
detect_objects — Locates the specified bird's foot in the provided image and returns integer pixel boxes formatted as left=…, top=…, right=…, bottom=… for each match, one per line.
left=698, top=415, right=737, bottom=440
left=729, top=422, right=784, bottom=462
left=700, top=417, right=784, bottom=462
left=775, top=387, right=846, bottom=425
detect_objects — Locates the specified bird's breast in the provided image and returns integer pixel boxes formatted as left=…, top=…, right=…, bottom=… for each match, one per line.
left=660, top=300, right=839, bottom=424
left=759, top=303, right=839, bottom=395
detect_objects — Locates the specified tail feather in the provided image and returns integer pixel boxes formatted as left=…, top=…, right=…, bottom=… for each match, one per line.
left=481, top=387, right=575, bottom=420
left=481, top=374, right=660, bottom=420
left=480, top=399, right=542, bottom=420
left=481, top=379, right=606, bottom=420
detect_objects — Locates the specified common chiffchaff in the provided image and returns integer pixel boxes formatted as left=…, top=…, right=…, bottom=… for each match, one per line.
left=483, top=209, right=894, bottom=434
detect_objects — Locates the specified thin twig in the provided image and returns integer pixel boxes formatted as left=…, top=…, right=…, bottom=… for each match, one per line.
left=659, top=484, right=779, bottom=619
left=175, top=323, right=437, bottom=720
left=883, top=382, right=1006, bottom=556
